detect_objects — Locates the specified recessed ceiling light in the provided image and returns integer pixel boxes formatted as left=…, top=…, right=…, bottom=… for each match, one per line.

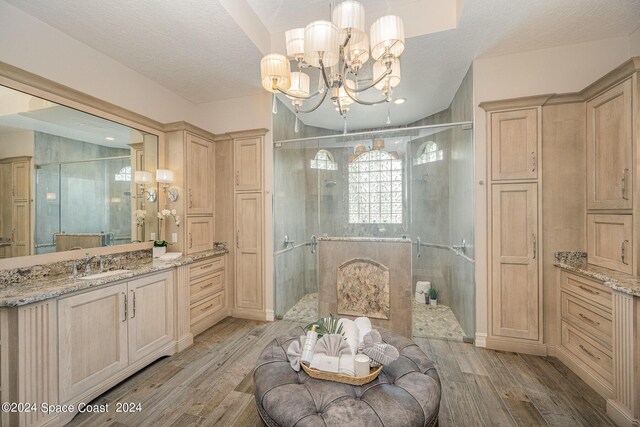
left=105, top=137, right=115, bottom=141
left=393, top=98, right=406, bottom=105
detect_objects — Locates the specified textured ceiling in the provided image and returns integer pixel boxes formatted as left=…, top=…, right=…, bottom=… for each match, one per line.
left=5, top=0, right=640, bottom=131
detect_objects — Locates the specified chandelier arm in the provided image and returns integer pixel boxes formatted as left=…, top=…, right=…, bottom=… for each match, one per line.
left=341, top=66, right=389, bottom=106
left=342, top=64, right=392, bottom=93
left=318, top=58, right=332, bottom=89
left=294, top=87, right=329, bottom=114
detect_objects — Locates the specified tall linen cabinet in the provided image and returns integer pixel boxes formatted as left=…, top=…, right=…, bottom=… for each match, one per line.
left=481, top=97, right=547, bottom=355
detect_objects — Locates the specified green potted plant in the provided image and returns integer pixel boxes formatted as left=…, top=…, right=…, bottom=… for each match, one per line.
left=153, top=240, right=168, bottom=258
left=429, top=288, right=438, bottom=306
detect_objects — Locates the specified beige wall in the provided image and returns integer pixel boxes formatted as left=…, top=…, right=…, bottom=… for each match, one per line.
left=630, top=26, right=640, bottom=57
left=472, top=36, right=632, bottom=342
left=0, top=129, right=34, bottom=157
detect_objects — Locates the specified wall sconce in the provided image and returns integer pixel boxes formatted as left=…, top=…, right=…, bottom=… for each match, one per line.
left=156, top=169, right=178, bottom=202
left=134, top=171, right=157, bottom=202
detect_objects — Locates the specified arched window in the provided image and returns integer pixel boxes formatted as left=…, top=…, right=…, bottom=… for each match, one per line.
left=310, top=149, right=337, bottom=170
left=114, top=166, right=131, bottom=182
left=348, top=150, right=402, bottom=224
left=414, top=141, right=443, bottom=165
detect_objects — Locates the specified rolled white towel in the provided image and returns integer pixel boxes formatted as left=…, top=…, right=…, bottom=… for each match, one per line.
left=339, top=354, right=355, bottom=376
left=310, top=354, right=340, bottom=373
left=354, top=317, right=372, bottom=344
left=338, top=318, right=360, bottom=355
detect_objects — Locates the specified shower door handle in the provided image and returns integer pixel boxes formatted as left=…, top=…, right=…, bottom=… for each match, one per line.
left=311, top=235, right=317, bottom=254
left=416, top=237, right=421, bottom=258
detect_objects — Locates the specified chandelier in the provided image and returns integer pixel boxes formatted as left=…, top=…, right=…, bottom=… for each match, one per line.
left=259, top=1, right=405, bottom=133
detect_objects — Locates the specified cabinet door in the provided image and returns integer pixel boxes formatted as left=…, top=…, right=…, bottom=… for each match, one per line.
left=490, top=109, right=538, bottom=181
left=12, top=160, right=30, bottom=202
left=58, top=283, right=128, bottom=402
left=0, top=163, right=11, bottom=240
left=234, top=137, right=262, bottom=191
left=186, top=133, right=213, bottom=215
left=186, top=216, right=214, bottom=254
left=235, top=193, right=263, bottom=310
left=587, top=214, right=633, bottom=274
left=11, top=201, right=29, bottom=257
left=127, top=272, right=174, bottom=363
left=586, top=79, right=633, bottom=210
left=491, top=183, right=539, bottom=340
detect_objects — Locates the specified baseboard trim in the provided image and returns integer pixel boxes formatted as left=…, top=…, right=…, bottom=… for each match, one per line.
left=555, top=345, right=613, bottom=399
left=475, top=332, right=487, bottom=348
left=231, top=308, right=268, bottom=321
left=607, top=398, right=640, bottom=427
left=265, top=309, right=275, bottom=321
left=486, top=337, right=548, bottom=355
left=176, top=334, right=194, bottom=352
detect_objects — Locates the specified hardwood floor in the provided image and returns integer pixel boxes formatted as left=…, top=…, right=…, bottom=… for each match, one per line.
left=66, top=318, right=616, bottom=426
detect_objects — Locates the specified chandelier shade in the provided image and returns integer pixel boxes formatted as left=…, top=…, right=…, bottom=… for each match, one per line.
left=373, top=58, right=401, bottom=91
left=332, top=0, right=366, bottom=44
left=345, top=34, right=369, bottom=70
left=260, top=54, right=292, bottom=93
left=370, top=15, right=405, bottom=61
left=285, top=28, right=305, bottom=61
left=288, top=72, right=310, bottom=98
left=304, top=20, right=340, bottom=67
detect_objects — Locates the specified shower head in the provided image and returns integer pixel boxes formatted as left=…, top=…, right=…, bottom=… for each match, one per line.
left=324, top=180, right=337, bottom=188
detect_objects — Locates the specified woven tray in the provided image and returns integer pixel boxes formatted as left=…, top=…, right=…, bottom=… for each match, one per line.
left=300, top=363, right=383, bottom=385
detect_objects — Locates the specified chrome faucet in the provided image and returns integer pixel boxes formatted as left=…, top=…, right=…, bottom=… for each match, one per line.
left=452, top=239, right=466, bottom=256
left=70, top=261, right=78, bottom=279
left=84, top=253, right=97, bottom=274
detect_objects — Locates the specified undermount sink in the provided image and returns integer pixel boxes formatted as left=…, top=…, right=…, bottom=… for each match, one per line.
left=78, top=269, right=131, bottom=280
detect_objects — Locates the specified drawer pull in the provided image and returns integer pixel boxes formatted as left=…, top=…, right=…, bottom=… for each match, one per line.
left=200, top=283, right=213, bottom=290
left=579, top=344, right=600, bottom=360
left=621, top=240, right=629, bottom=265
left=201, top=303, right=214, bottom=312
left=578, top=313, right=600, bottom=326
left=199, top=264, right=212, bottom=270
left=578, top=285, right=599, bottom=295
left=122, top=292, right=128, bottom=322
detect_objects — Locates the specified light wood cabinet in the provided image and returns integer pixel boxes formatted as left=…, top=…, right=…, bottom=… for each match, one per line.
left=490, top=108, right=538, bottom=181
left=0, top=163, right=11, bottom=242
left=127, top=273, right=174, bottom=363
left=12, top=160, right=30, bottom=202
left=11, top=201, right=29, bottom=257
left=491, top=183, right=539, bottom=340
left=586, top=78, right=633, bottom=210
left=58, top=271, right=174, bottom=404
left=186, top=133, right=214, bottom=215
left=58, top=283, right=128, bottom=402
left=587, top=214, right=633, bottom=274
left=235, top=192, right=263, bottom=311
left=188, top=255, right=227, bottom=336
left=186, top=216, right=214, bottom=254
left=234, top=136, right=262, bottom=191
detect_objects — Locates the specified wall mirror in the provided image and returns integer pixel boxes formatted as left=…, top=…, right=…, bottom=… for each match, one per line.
left=0, top=85, right=159, bottom=259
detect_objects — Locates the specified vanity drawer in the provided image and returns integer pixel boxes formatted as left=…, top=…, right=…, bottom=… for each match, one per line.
left=190, top=291, right=224, bottom=325
left=560, top=272, right=612, bottom=311
left=561, top=292, right=612, bottom=349
left=190, top=271, right=224, bottom=304
left=561, top=322, right=612, bottom=387
left=189, top=256, right=224, bottom=281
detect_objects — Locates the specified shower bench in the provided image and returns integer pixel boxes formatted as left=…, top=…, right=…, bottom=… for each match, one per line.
left=253, top=327, right=441, bottom=427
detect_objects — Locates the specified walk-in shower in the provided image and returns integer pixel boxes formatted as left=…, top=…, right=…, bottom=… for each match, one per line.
left=273, top=122, right=475, bottom=341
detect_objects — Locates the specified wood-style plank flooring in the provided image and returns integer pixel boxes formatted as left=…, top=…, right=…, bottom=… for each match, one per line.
left=66, top=318, right=616, bottom=426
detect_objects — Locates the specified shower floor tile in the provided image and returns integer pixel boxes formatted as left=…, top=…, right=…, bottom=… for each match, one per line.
left=282, top=292, right=466, bottom=341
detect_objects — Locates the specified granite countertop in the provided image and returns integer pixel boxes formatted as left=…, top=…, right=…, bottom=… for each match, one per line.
left=0, top=249, right=227, bottom=307
left=554, top=251, right=640, bottom=297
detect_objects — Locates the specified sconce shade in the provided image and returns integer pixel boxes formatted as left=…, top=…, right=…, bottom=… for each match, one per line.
left=156, top=169, right=174, bottom=184
left=260, top=54, right=292, bottom=93
left=370, top=15, right=405, bottom=61
left=332, top=0, right=365, bottom=44
left=304, top=20, right=340, bottom=67
left=134, top=170, right=152, bottom=184
left=288, top=72, right=310, bottom=98
left=285, top=28, right=305, bottom=60
left=373, top=57, right=401, bottom=90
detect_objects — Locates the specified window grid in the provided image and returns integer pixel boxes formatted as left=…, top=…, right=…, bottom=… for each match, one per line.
left=348, top=150, right=402, bottom=224
left=310, top=149, right=337, bottom=170
left=114, top=166, right=131, bottom=182
left=414, top=141, right=443, bottom=165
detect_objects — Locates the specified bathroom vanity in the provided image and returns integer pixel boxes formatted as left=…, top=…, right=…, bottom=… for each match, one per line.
left=0, top=249, right=227, bottom=426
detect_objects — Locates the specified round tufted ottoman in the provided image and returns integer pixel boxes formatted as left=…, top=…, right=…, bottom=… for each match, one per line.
left=253, top=327, right=441, bottom=427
